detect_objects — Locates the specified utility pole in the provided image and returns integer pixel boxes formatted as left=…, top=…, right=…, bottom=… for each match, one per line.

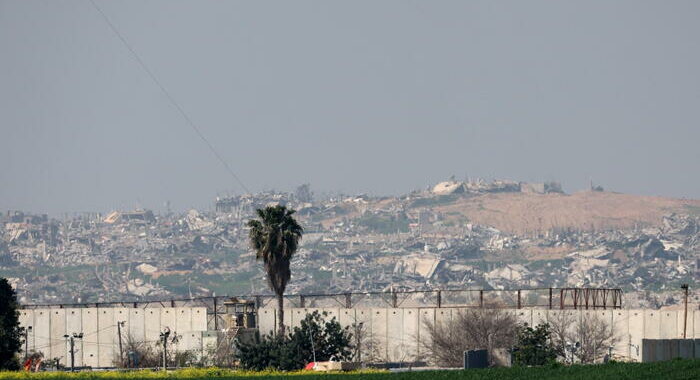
left=681, top=284, right=689, bottom=339
left=160, top=328, right=171, bottom=370
left=63, top=332, right=83, bottom=372
left=24, top=326, right=32, bottom=360
left=117, top=321, right=126, bottom=367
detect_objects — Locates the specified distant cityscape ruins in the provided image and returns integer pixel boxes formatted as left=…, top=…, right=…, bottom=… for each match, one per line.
left=2, top=179, right=698, bottom=308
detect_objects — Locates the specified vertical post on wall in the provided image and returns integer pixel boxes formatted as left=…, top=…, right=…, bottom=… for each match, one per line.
left=213, top=297, right=219, bottom=331
left=517, top=290, right=521, bottom=309
left=479, top=290, right=484, bottom=308
left=681, top=284, right=689, bottom=339
left=549, top=288, right=553, bottom=309
left=117, top=321, right=125, bottom=367
left=436, top=290, right=442, bottom=308
left=560, top=289, right=565, bottom=309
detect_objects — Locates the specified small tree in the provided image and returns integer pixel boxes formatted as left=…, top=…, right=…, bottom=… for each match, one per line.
left=423, top=308, right=518, bottom=367
left=236, top=311, right=352, bottom=370
left=114, top=333, right=162, bottom=368
left=574, top=313, right=618, bottom=363
left=287, top=311, right=353, bottom=363
left=350, top=318, right=382, bottom=364
left=513, top=323, right=557, bottom=366
left=548, top=312, right=617, bottom=364
left=0, top=278, right=22, bottom=370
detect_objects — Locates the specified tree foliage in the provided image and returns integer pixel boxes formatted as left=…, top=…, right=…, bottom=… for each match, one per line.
left=236, top=311, right=352, bottom=371
left=513, top=323, right=557, bottom=366
left=247, top=205, right=303, bottom=335
left=0, top=277, right=22, bottom=370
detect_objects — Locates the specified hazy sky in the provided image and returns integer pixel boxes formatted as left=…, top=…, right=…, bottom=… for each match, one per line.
left=1, top=1, right=699, bottom=214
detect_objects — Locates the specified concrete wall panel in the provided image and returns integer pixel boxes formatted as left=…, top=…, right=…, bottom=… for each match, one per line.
left=370, top=309, right=388, bottom=361
left=660, top=311, right=678, bottom=339
left=81, top=309, right=99, bottom=368
left=532, top=310, right=547, bottom=327
left=655, top=339, right=670, bottom=362
left=354, top=309, right=373, bottom=362
left=338, top=308, right=356, bottom=328
left=644, top=310, right=661, bottom=339
left=611, top=310, right=630, bottom=359
left=179, top=330, right=201, bottom=352
left=19, top=310, right=34, bottom=353
left=628, top=310, right=644, bottom=362
left=128, top=309, right=145, bottom=343
left=192, top=308, right=207, bottom=332
left=694, top=310, right=700, bottom=338
left=401, top=309, right=420, bottom=361
left=112, top=307, right=129, bottom=366
left=97, top=308, right=115, bottom=367
left=516, top=309, right=532, bottom=326
left=175, top=307, right=192, bottom=335
left=386, top=309, right=404, bottom=361
left=49, top=309, right=66, bottom=365
left=65, top=309, right=83, bottom=367
left=258, top=308, right=276, bottom=335
left=113, top=308, right=129, bottom=328
left=144, top=309, right=161, bottom=344
left=160, top=308, right=177, bottom=333
left=419, top=308, right=435, bottom=357
left=282, top=308, right=293, bottom=330
left=678, top=339, right=693, bottom=359
left=289, top=308, right=304, bottom=329
left=435, top=308, right=452, bottom=327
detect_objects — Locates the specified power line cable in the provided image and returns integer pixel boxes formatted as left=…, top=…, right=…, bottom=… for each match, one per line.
left=89, top=0, right=250, bottom=194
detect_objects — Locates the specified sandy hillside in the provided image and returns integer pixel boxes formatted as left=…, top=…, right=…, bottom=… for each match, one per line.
left=433, top=191, right=700, bottom=235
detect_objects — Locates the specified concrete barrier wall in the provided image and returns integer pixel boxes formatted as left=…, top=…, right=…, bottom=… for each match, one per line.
left=19, top=307, right=207, bottom=368
left=642, top=339, right=699, bottom=362
left=258, top=307, right=700, bottom=363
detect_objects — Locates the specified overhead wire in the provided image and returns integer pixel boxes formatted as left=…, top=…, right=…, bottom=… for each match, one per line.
left=88, top=0, right=251, bottom=194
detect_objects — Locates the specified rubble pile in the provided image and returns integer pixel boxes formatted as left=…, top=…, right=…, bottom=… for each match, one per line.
left=1, top=181, right=698, bottom=308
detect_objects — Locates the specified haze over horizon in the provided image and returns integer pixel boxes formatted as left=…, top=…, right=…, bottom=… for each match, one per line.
left=2, top=0, right=700, bottom=215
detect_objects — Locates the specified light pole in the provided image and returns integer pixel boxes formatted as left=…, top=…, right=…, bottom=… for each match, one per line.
left=63, top=332, right=83, bottom=372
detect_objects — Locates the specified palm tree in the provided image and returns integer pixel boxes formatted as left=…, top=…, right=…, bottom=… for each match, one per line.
left=247, top=205, right=303, bottom=336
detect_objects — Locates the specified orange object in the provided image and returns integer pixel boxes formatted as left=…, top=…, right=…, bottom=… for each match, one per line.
left=304, top=362, right=316, bottom=370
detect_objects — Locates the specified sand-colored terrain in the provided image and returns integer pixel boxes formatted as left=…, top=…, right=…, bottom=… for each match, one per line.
left=432, top=191, right=700, bottom=235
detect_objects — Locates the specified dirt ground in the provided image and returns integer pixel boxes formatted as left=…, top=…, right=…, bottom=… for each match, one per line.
left=432, top=191, right=700, bottom=235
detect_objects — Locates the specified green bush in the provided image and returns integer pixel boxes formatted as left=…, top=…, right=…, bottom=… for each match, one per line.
left=512, top=323, right=557, bottom=366
left=236, top=311, right=352, bottom=371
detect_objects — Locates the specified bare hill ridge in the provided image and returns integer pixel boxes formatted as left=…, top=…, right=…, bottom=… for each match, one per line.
left=432, top=191, right=700, bottom=235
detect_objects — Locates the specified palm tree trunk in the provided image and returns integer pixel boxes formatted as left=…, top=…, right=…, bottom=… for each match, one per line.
left=277, top=293, right=285, bottom=336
